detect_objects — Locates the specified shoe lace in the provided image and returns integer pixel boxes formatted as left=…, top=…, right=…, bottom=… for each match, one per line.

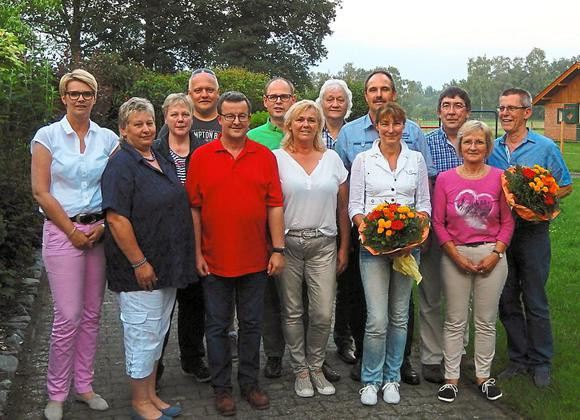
left=359, top=384, right=378, bottom=395
left=480, top=378, right=496, bottom=393
left=438, top=383, right=458, bottom=393
left=382, top=382, right=400, bottom=393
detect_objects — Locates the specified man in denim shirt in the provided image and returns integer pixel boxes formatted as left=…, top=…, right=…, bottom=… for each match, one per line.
left=488, top=88, right=572, bottom=388
left=335, top=70, right=435, bottom=385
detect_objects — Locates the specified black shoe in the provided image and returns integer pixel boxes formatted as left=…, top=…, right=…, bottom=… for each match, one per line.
left=349, top=358, right=361, bottom=382
left=264, top=357, right=282, bottom=378
left=437, top=383, right=458, bottom=403
left=182, top=358, right=211, bottom=383
left=336, top=345, right=356, bottom=365
left=401, top=358, right=420, bottom=385
left=422, top=363, right=444, bottom=384
left=322, top=361, right=341, bottom=383
left=479, top=378, right=502, bottom=400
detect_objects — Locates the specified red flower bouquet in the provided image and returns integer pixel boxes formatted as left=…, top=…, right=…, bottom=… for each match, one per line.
left=359, top=203, right=429, bottom=283
left=501, top=164, right=560, bottom=221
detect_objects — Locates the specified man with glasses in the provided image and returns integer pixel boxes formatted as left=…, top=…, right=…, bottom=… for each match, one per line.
left=186, top=91, right=285, bottom=415
left=247, top=77, right=296, bottom=150
left=335, top=70, right=436, bottom=385
left=421, top=87, right=471, bottom=384
left=247, top=77, right=296, bottom=379
left=488, top=88, right=572, bottom=388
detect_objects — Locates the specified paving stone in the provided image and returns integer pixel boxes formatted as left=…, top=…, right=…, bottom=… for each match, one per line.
left=0, top=355, right=18, bottom=373
left=4, top=283, right=520, bottom=419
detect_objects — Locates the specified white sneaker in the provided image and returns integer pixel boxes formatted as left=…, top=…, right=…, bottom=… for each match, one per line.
left=310, top=368, right=336, bottom=395
left=295, top=370, right=314, bottom=397
left=359, top=384, right=379, bottom=406
left=382, top=381, right=400, bottom=404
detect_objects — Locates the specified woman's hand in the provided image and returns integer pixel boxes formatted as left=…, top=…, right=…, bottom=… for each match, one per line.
left=134, top=262, right=157, bottom=291
left=86, top=224, right=105, bottom=247
left=69, top=228, right=91, bottom=250
left=475, top=253, right=500, bottom=275
left=336, top=246, right=349, bottom=275
left=452, top=253, right=479, bottom=274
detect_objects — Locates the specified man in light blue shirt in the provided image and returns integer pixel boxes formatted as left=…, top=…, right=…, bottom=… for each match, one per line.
left=335, top=70, right=435, bottom=385
left=488, top=88, right=572, bottom=388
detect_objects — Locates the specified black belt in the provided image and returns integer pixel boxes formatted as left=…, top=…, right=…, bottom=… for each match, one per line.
left=70, top=212, right=104, bottom=224
left=462, top=241, right=494, bottom=247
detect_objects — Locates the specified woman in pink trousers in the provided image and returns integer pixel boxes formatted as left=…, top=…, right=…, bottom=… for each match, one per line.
left=31, top=69, right=118, bottom=420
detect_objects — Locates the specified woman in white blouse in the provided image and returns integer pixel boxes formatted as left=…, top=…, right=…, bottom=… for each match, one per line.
left=31, top=70, right=118, bottom=420
left=349, top=102, right=430, bottom=407
left=273, top=100, right=350, bottom=398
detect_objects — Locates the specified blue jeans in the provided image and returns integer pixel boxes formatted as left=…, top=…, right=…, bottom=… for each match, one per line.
left=499, top=221, right=552, bottom=368
left=359, top=247, right=414, bottom=385
left=202, top=271, right=268, bottom=391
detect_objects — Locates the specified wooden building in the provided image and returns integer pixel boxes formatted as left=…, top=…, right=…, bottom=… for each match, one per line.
left=533, top=62, right=580, bottom=141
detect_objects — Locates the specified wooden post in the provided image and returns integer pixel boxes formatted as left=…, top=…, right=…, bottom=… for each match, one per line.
left=559, top=120, right=564, bottom=153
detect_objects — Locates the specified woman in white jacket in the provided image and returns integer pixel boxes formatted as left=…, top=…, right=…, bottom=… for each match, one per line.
left=349, top=102, right=430, bottom=407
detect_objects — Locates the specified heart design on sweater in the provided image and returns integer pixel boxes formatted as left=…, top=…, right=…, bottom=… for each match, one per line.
left=454, top=189, right=494, bottom=229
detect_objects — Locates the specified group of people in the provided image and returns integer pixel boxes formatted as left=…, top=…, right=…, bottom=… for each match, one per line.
left=31, top=67, right=572, bottom=420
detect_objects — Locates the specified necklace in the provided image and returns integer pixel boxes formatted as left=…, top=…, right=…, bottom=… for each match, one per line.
left=142, top=149, right=156, bottom=162
left=459, top=165, right=486, bottom=178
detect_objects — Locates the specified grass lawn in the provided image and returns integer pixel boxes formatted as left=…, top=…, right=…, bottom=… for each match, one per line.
left=487, top=179, right=580, bottom=419
left=562, top=141, right=580, bottom=172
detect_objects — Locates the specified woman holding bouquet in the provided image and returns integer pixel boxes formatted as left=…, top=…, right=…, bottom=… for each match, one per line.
left=349, top=102, right=430, bottom=406
left=432, top=120, right=514, bottom=403
left=273, top=100, right=350, bottom=398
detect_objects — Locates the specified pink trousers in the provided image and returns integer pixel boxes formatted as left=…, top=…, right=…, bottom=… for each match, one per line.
left=42, top=220, right=106, bottom=401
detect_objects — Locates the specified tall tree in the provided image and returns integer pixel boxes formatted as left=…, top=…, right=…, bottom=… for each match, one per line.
left=22, top=0, right=340, bottom=81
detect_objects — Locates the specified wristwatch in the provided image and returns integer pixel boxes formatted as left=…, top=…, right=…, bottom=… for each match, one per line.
left=272, top=247, right=286, bottom=255
left=492, top=250, right=504, bottom=259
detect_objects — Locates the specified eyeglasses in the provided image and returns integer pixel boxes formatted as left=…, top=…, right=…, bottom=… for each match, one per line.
left=191, top=68, right=216, bottom=76
left=265, top=94, right=293, bottom=103
left=220, top=113, right=249, bottom=122
left=497, top=105, right=529, bottom=113
left=461, top=140, right=486, bottom=147
left=65, top=91, right=95, bottom=100
left=441, top=102, right=466, bottom=111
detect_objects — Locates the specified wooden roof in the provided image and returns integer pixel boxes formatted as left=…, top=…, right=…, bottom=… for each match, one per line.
left=533, top=62, right=580, bottom=105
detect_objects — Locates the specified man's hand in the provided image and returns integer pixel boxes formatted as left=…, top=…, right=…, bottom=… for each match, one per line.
left=267, top=253, right=285, bottom=276
left=195, top=253, right=210, bottom=277
left=336, top=247, right=349, bottom=275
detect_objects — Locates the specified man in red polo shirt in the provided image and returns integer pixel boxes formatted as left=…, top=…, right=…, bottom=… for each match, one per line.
left=186, top=91, right=285, bottom=416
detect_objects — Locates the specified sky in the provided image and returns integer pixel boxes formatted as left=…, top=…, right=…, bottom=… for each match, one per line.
left=313, top=0, right=579, bottom=88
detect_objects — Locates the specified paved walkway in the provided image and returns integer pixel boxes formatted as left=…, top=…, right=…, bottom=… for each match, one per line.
left=5, top=279, right=518, bottom=419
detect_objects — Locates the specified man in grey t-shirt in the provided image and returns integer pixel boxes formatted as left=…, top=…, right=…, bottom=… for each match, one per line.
left=158, top=68, right=221, bottom=142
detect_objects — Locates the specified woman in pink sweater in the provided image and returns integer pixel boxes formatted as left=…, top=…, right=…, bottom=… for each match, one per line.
left=432, top=120, right=514, bottom=404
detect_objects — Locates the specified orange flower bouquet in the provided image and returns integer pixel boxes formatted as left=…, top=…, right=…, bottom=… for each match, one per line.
left=359, top=203, right=429, bottom=283
left=501, top=164, right=560, bottom=221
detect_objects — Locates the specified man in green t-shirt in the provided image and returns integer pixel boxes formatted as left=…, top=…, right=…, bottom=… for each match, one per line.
left=247, top=77, right=296, bottom=150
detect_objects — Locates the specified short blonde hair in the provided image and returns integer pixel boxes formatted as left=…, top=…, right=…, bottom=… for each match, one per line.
left=280, top=100, right=326, bottom=152
left=59, top=69, right=98, bottom=97
left=456, top=120, right=493, bottom=159
left=118, top=97, right=155, bottom=131
left=162, top=93, right=194, bottom=116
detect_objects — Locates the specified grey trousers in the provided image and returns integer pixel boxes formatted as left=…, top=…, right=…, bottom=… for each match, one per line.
left=441, top=243, right=507, bottom=379
left=277, top=233, right=337, bottom=373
